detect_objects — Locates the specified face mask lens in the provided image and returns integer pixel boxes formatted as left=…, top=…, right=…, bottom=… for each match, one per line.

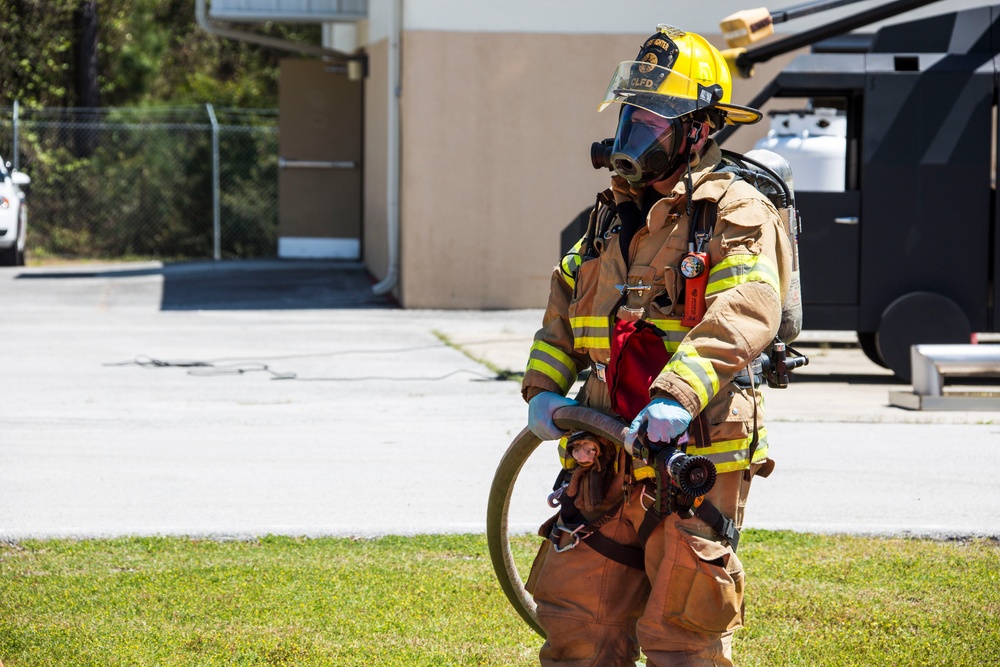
left=609, top=106, right=678, bottom=184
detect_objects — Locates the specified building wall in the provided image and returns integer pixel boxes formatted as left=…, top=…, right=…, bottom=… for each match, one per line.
left=399, top=30, right=628, bottom=308
left=395, top=28, right=797, bottom=308
left=361, top=0, right=984, bottom=307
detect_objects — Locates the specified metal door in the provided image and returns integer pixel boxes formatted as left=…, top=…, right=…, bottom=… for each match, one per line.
left=278, top=58, right=362, bottom=259
left=797, top=190, right=860, bottom=329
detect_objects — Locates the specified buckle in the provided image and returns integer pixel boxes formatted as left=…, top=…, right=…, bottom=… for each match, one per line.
left=615, top=280, right=648, bottom=297
left=593, top=363, right=607, bottom=383
left=733, top=355, right=765, bottom=389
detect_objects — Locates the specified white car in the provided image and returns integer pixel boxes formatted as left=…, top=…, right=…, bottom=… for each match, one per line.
left=0, top=157, right=30, bottom=266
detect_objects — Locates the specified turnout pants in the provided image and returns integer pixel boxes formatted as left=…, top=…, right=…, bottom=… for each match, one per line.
left=527, top=463, right=759, bottom=667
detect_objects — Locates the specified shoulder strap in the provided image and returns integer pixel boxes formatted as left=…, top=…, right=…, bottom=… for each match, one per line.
left=689, top=199, right=718, bottom=249
left=686, top=147, right=782, bottom=247
left=616, top=200, right=643, bottom=262
left=582, top=189, right=618, bottom=259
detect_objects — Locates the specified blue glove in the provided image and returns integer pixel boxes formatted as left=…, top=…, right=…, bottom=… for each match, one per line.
left=625, top=397, right=692, bottom=453
left=527, top=391, right=578, bottom=441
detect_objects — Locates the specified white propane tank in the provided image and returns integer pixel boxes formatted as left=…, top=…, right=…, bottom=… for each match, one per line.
left=753, top=108, right=846, bottom=192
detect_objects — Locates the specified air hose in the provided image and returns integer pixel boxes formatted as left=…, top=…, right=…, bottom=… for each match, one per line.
left=486, top=405, right=630, bottom=637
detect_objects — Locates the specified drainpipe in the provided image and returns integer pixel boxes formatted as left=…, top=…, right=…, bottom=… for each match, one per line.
left=372, top=0, right=401, bottom=296
left=195, top=0, right=353, bottom=59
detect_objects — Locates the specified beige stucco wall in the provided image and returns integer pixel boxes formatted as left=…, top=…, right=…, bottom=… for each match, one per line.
left=303, top=0, right=982, bottom=307
left=395, top=29, right=800, bottom=308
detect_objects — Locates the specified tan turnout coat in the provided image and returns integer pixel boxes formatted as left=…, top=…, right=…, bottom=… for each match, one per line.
left=522, top=141, right=793, bottom=473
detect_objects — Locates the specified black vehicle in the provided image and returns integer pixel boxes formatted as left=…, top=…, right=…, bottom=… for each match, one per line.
left=718, top=0, right=999, bottom=381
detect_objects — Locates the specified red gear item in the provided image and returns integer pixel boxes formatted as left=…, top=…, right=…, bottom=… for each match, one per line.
left=607, top=319, right=672, bottom=421
left=681, top=251, right=710, bottom=327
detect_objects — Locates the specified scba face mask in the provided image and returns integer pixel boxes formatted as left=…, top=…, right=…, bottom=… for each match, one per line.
left=609, top=105, right=685, bottom=186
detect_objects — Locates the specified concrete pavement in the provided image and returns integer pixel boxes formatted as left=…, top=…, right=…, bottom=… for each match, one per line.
left=1, top=260, right=998, bottom=540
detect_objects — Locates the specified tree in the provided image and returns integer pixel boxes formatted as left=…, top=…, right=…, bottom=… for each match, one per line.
left=74, top=0, right=100, bottom=108
left=0, top=0, right=321, bottom=109
left=72, top=1, right=100, bottom=156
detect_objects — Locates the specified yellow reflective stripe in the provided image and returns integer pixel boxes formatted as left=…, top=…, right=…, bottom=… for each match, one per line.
left=705, top=254, right=754, bottom=295
left=526, top=359, right=572, bottom=392
left=633, top=465, right=656, bottom=481
left=711, top=431, right=769, bottom=473
left=690, top=428, right=767, bottom=457
left=710, top=445, right=767, bottom=475
left=570, top=316, right=610, bottom=352
left=527, top=340, right=578, bottom=392
left=559, top=239, right=586, bottom=288
left=705, top=253, right=780, bottom=297
left=647, top=319, right=691, bottom=355
left=631, top=430, right=768, bottom=475
left=570, top=316, right=608, bottom=328
left=665, top=343, right=719, bottom=410
left=558, top=435, right=577, bottom=470
left=531, top=340, right=577, bottom=374
left=647, top=319, right=692, bottom=334
left=754, top=441, right=769, bottom=462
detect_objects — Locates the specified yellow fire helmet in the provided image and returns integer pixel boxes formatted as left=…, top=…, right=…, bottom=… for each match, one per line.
left=599, top=25, right=762, bottom=126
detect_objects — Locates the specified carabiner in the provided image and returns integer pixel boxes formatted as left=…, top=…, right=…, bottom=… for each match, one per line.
left=551, top=523, right=588, bottom=553
left=547, top=485, right=566, bottom=508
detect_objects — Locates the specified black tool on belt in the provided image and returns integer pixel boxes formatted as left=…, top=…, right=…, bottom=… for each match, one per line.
left=734, top=338, right=809, bottom=390
left=761, top=338, right=809, bottom=388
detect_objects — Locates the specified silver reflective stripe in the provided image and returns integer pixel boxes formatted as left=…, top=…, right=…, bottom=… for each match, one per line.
left=527, top=341, right=578, bottom=392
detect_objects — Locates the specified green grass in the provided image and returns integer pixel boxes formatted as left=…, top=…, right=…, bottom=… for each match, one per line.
left=1, top=532, right=997, bottom=666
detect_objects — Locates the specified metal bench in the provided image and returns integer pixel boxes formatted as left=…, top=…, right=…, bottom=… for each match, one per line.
left=889, top=344, right=1000, bottom=410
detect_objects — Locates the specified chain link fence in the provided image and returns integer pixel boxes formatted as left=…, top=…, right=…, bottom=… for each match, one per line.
left=0, top=105, right=279, bottom=261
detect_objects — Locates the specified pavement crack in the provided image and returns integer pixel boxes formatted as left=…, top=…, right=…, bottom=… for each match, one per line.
left=431, top=330, right=523, bottom=383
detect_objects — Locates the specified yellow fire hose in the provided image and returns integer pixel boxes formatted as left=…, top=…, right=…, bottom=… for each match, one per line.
left=486, top=405, right=630, bottom=637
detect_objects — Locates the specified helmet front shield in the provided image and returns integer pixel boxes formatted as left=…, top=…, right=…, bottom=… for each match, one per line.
left=599, top=61, right=720, bottom=119
left=598, top=60, right=762, bottom=125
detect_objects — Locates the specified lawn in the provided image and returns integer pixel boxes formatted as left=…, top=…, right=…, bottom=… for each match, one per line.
left=1, top=532, right=997, bottom=666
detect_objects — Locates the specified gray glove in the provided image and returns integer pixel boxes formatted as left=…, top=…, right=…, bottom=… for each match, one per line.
left=527, top=391, right=578, bottom=441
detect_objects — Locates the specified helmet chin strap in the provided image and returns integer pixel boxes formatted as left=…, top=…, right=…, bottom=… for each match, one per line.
left=683, top=119, right=708, bottom=216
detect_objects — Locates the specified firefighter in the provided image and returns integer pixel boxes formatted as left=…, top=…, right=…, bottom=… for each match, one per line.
left=521, top=25, right=793, bottom=667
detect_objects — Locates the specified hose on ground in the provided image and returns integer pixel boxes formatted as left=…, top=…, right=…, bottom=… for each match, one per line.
left=486, top=405, right=630, bottom=637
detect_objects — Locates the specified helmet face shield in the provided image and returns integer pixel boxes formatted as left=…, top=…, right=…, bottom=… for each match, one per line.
left=596, top=28, right=764, bottom=126
left=610, top=104, right=683, bottom=185
left=600, top=61, right=717, bottom=120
